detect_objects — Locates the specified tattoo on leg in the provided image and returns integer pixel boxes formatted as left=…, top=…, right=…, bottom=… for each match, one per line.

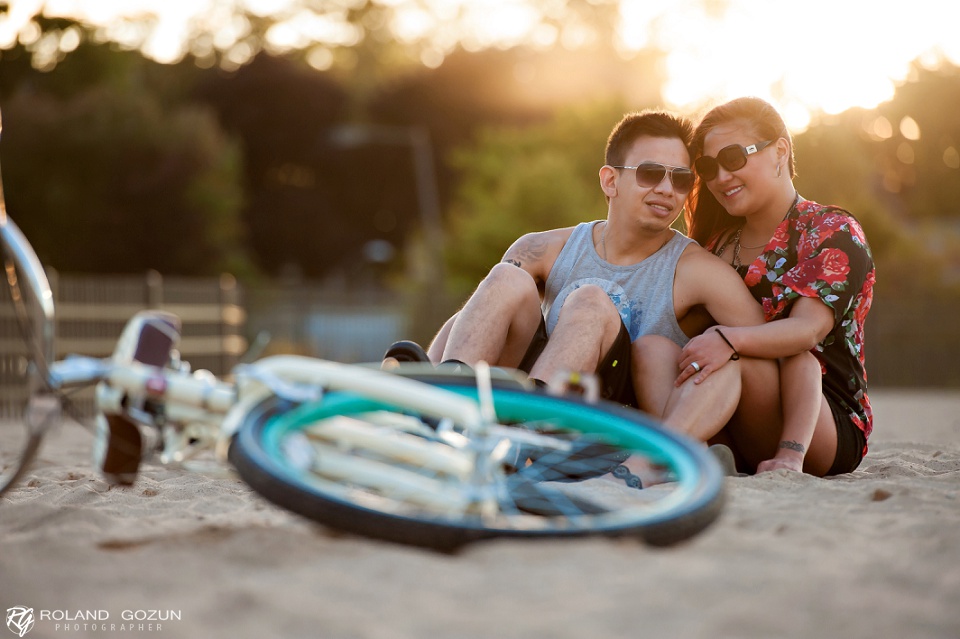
left=779, top=440, right=805, bottom=453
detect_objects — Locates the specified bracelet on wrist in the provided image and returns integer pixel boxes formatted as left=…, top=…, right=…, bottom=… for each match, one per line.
left=714, top=328, right=740, bottom=361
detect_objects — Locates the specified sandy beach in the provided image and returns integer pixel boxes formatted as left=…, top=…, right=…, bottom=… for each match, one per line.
left=1, top=388, right=958, bottom=639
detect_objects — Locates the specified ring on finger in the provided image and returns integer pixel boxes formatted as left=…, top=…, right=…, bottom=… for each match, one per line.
left=691, top=361, right=701, bottom=373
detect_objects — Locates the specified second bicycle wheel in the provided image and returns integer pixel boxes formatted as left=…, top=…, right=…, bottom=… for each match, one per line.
left=0, top=128, right=58, bottom=498
left=229, top=381, right=724, bottom=551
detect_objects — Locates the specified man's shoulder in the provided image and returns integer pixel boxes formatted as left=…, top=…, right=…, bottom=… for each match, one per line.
left=534, top=225, right=580, bottom=242
left=504, top=225, right=583, bottom=276
left=676, top=240, right=716, bottom=266
left=515, top=224, right=582, bottom=255
left=676, top=242, right=739, bottom=281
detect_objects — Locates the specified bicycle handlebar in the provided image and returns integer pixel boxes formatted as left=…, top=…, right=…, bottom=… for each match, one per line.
left=51, top=353, right=488, bottom=433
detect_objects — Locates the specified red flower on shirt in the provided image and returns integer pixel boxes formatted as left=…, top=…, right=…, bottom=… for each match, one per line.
left=817, top=248, right=851, bottom=287
left=783, top=248, right=850, bottom=296
left=744, top=263, right=764, bottom=287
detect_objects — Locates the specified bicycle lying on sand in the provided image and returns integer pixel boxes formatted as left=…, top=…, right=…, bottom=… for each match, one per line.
left=0, top=112, right=724, bottom=551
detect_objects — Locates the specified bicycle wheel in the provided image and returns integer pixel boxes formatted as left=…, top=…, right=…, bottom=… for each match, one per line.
left=0, top=126, right=58, bottom=497
left=229, top=376, right=724, bottom=551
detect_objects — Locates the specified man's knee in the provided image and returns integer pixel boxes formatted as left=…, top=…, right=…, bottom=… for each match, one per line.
left=558, top=285, right=619, bottom=328
left=479, top=262, right=539, bottom=304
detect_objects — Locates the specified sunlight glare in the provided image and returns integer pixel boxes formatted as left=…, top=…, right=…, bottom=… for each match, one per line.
left=899, top=116, right=921, bottom=141
left=13, top=0, right=960, bottom=129
left=0, top=0, right=43, bottom=48
left=620, top=0, right=960, bottom=131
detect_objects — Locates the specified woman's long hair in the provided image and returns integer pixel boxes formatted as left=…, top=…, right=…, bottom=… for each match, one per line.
left=684, top=97, right=795, bottom=247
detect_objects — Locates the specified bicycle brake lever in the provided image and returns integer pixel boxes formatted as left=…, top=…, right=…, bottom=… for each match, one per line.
left=47, top=356, right=111, bottom=389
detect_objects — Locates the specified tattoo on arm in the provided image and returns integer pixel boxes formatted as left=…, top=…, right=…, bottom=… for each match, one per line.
left=779, top=440, right=806, bottom=453
left=502, top=235, right=549, bottom=270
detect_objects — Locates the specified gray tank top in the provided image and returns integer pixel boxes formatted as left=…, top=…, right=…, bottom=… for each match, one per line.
left=543, top=221, right=694, bottom=347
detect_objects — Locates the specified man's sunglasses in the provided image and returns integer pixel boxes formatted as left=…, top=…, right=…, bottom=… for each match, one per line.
left=694, top=139, right=775, bottom=181
left=611, top=162, right=695, bottom=194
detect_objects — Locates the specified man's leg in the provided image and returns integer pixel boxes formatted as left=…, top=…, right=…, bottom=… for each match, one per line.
left=426, top=314, right=456, bottom=363
left=528, top=285, right=622, bottom=384
left=437, top=263, right=543, bottom=368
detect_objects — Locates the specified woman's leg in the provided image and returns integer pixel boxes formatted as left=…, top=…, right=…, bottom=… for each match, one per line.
left=726, top=356, right=838, bottom=476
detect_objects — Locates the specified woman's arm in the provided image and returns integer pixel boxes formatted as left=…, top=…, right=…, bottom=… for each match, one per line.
left=676, top=296, right=834, bottom=386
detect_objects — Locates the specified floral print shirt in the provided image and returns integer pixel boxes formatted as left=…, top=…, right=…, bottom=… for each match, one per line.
left=709, top=196, right=875, bottom=449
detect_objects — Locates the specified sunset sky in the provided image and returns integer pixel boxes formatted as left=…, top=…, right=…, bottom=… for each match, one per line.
left=2, top=0, right=958, bottom=129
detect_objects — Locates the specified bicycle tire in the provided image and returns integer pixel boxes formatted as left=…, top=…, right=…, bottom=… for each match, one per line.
left=229, top=377, right=724, bottom=551
left=0, top=115, right=58, bottom=498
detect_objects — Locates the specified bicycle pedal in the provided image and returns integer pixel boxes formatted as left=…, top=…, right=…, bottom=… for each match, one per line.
left=93, top=414, right=144, bottom=486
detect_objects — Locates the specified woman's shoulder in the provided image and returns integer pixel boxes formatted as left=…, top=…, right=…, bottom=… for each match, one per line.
left=796, top=197, right=858, bottom=224
left=793, top=197, right=872, bottom=252
left=796, top=197, right=864, bottom=228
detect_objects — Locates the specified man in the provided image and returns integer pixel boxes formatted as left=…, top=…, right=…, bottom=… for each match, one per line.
left=386, top=110, right=765, bottom=440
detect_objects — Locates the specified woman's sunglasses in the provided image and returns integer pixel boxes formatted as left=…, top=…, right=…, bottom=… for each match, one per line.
left=694, top=139, right=775, bottom=181
left=611, top=162, right=695, bottom=194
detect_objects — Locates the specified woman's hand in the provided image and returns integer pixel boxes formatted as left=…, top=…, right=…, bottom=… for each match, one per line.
left=675, top=327, right=738, bottom=386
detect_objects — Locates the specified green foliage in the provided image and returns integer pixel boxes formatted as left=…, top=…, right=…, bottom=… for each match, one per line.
left=443, top=101, right=628, bottom=297
left=1, top=85, right=250, bottom=276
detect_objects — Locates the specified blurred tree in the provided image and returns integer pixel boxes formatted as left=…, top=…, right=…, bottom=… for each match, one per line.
left=192, top=54, right=353, bottom=278
left=0, top=0, right=626, bottom=74
left=0, top=85, right=248, bottom=275
left=873, top=64, right=960, bottom=216
left=442, top=100, right=628, bottom=298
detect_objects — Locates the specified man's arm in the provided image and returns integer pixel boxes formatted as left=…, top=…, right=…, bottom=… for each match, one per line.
left=674, top=246, right=765, bottom=328
left=668, top=247, right=764, bottom=384
left=674, top=247, right=834, bottom=385
left=500, top=228, right=572, bottom=290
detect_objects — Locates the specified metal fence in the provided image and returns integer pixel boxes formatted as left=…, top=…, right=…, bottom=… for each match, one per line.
left=242, top=281, right=411, bottom=363
left=864, top=293, right=960, bottom=388
left=0, top=270, right=245, bottom=418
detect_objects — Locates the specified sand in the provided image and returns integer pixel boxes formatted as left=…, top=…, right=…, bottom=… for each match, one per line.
left=1, top=388, right=959, bottom=639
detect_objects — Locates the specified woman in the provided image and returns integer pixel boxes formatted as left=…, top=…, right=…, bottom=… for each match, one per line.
left=675, top=97, right=875, bottom=476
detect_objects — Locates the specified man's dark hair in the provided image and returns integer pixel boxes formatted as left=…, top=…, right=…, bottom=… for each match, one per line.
left=604, top=110, right=694, bottom=167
